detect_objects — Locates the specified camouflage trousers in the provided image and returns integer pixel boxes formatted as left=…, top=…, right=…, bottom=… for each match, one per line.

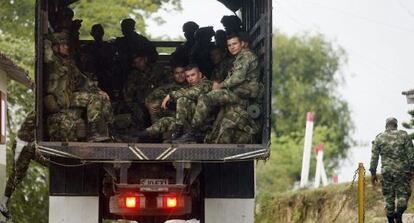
left=17, top=111, right=36, bottom=142
left=205, top=104, right=258, bottom=144
left=71, top=91, right=113, bottom=124
left=146, top=116, right=176, bottom=136
left=176, top=97, right=196, bottom=128
left=4, top=141, right=48, bottom=197
left=47, top=109, right=84, bottom=141
left=382, top=172, right=412, bottom=216
left=192, top=89, right=245, bottom=127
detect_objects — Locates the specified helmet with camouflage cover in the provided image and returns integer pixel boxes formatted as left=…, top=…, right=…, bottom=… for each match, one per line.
left=49, top=32, right=69, bottom=45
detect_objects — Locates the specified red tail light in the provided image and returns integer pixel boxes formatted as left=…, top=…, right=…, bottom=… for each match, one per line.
left=118, top=195, right=144, bottom=209
left=165, top=196, right=177, bottom=208
left=125, top=196, right=138, bottom=208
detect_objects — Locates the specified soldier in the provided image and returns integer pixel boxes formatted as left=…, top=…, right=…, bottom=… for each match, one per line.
left=214, top=29, right=227, bottom=52
left=189, top=26, right=215, bottom=78
left=145, top=65, right=187, bottom=123
left=138, top=65, right=211, bottom=142
left=87, top=24, right=116, bottom=98
left=370, top=118, right=414, bottom=223
left=209, top=45, right=232, bottom=83
left=0, top=111, right=49, bottom=220
left=220, top=15, right=243, bottom=35
left=171, top=21, right=199, bottom=67
left=44, top=32, right=113, bottom=142
left=176, top=33, right=260, bottom=142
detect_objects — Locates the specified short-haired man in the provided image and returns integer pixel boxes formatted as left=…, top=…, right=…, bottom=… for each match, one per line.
left=176, top=33, right=260, bottom=142
left=145, top=65, right=187, bottom=123
left=137, top=65, right=211, bottom=141
left=370, top=118, right=414, bottom=223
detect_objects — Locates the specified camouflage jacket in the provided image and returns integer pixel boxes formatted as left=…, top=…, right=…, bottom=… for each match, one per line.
left=45, top=40, right=99, bottom=110
left=221, top=49, right=261, bottom=98
left=124, top=69, right=151, bottom=105
left=145, top=82, right=187, bottom=104
left=211, top=57, right=234, bottom=83
left=370, top=129, right=414, bottom=175
left=170, top=78, right=211, bottom=101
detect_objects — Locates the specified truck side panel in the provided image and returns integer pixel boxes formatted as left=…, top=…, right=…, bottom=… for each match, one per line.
left=203, top=161, right=255, bottom=223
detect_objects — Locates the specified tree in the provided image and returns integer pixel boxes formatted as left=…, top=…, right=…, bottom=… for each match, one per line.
left=257, top=31, right=354, bottom=194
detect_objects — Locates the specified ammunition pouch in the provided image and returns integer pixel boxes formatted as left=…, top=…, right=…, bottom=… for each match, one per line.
left=224, top=107, right=258, bottom=135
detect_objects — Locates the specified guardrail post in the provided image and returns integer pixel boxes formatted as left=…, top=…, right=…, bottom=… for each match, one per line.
left=358, top=163, right=365, bottom=223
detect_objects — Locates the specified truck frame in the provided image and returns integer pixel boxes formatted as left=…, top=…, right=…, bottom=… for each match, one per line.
left=33, top=0, right=272, bottom=222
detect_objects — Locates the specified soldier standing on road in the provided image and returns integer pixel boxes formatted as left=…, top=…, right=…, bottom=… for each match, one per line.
left=370, top=117, right=414, bottom=223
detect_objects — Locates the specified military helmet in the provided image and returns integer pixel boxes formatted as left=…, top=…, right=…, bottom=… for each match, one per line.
left=50, top=32, right=69, bottom=44
left=386, top=117, right=398, bottom=126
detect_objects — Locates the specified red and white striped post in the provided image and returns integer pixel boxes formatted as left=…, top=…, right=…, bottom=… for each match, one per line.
left=300, top=112, right=315, bottom=188
left=314, top=143, right=328, bottom=188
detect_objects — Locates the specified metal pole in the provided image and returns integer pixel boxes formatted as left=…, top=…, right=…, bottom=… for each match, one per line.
left=358, top=163, right=365, bottom=223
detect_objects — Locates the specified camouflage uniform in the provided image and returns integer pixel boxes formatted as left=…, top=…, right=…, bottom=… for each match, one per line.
left=192, top=48, right=260, bottom=128
left=145, top=82, right=187, bottom=123
left=370, top=119, right=414, bottom=220
left=204, top=104, right=259, bottom=144
left=44, top=35, right=113, bottom=140
left=123, top=69, right=158, bottom=127
left=145, top=78, right=211, bottom=136
left=210, top=57, right=233, bottom=83
left=4, top=111, right=48, bottom=198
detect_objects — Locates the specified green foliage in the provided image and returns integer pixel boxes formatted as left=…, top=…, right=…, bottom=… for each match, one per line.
left=72, top=0, right=181, bottom=39
left=402, top=109, right=414, bottom=139
left=257, top=31, right=353, bottom=195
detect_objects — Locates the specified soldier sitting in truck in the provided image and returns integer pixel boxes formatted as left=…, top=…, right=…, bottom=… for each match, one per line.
left=136, top=64, right=212, bottom=142
left=44, top=32, right=113, bottom=142
left=171, top=21, right=199, bottom=67
left=145, top=65, right=188, bottom=124
left=175, top=33, right=261, bottom=143
left=210, top=45, right=233, bottom=83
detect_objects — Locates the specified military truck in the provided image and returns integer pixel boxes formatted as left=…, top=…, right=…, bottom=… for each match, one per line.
left=34, top=0, right=272, bottom=222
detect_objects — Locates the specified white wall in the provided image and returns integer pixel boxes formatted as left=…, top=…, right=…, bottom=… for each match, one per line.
left=0, top=68, right=7, bottom=222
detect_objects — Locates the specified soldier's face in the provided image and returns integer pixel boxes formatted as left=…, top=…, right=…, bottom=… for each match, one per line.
left=185, top=68, right=203, bottom=85
left=227, top=37, right=243, bottom=55
left=132, top=56, right=148, bottom=71
left=210, top=48, right=224, bottom=65
left=58, top=43, right=70, bottom=56
left=173, top=67, right=186, bottom=83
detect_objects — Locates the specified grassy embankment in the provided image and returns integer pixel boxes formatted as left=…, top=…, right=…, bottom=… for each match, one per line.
left=256, top=177, right=414, bottom=223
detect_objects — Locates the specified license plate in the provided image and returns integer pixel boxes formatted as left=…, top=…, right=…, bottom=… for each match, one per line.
left=140, top=179, right=168, bottom=185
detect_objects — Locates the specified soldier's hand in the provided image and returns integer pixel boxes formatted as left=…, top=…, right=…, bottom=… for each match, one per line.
left=99, top=90, right=110, bottom=100
left=212, top=81, right=223, bottom=90
left=371, top=174, right=378, bottom=186
left=161, top=95, right=171, bottom=110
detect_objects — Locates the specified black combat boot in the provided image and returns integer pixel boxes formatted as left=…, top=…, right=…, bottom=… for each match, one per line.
left=171, top=125, right=184, bottom=141
left=88, top=122, right=110, bottom=142
left=0, top=196, right=11, bottom=220
left=387, top=214, right=395, bottom=223
left=174, top=126, right=200, bottom=143
left=395, top=212, right=403, bottom=223
left=136, top=130, right=150, bottom=142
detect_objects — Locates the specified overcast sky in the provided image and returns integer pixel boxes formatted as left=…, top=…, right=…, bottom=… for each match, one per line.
left=147, top=0, right=414, bottom=182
